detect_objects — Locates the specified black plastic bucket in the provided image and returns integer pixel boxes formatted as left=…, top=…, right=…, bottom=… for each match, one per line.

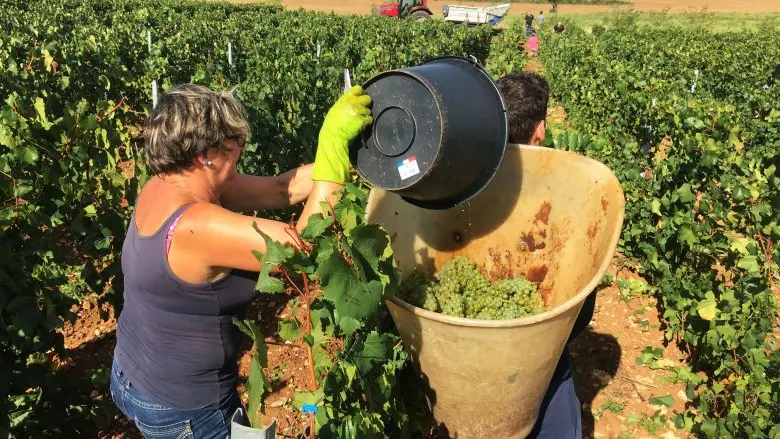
left=350, top=56, right=508, bottom=210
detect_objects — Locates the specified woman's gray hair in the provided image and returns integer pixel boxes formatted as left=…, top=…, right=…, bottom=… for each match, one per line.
left=143, top=84, right=251, bottom=175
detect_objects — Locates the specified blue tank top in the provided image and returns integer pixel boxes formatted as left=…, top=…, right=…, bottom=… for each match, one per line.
left=114, top=204, right=258, bottom=410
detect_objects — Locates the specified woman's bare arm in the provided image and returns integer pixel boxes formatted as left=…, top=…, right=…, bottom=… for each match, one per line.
left=296, top=181, right=344, bottom=233
left=219, top=164, right=314, bottom=213
left=177, top=180, right=342, bottom=273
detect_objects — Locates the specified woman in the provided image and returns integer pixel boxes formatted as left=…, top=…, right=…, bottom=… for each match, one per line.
left=528, top=33, right=541, bottom=57
left=110, top=83, right=372, bottom=438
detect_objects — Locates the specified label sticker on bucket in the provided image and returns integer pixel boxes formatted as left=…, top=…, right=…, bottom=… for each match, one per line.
left=397, top=156, right=420, bottom=180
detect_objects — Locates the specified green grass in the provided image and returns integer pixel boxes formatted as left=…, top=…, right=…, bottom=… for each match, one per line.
left=505, top=9, right=780, bottom=32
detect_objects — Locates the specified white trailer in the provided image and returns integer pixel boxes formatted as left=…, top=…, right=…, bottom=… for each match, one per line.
left=442, top=3, right=512, bottom=26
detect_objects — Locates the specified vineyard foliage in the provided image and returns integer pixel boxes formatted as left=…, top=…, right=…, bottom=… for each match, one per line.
left=485, top=20, right=528, bottom=77
left=541, top=22, right=779, bottom=438
left=0, top=0, right=502, bottom=436
left=3, top=0, right=777, bottom=437
left=240, top=183, right=410, bottom=438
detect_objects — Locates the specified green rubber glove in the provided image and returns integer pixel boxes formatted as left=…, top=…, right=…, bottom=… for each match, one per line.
left=312, top=85, right=373, bottom=184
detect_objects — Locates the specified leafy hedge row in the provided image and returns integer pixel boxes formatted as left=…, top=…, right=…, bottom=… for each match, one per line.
left=0, top=1, right=505, bottom=436
left=540, top=22, right=779, bottom=438
left=486, top=20, right=529, bottom=77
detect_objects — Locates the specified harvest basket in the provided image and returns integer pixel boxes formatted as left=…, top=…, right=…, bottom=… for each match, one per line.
left=365, top=144, right=625, bottom=438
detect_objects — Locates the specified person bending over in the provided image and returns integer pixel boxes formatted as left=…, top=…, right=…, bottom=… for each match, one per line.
left=497, top=72, right=597, bottom=439
left=110, top=84, right=372, bottom=438
left=528, top=33, right=541, bottom=57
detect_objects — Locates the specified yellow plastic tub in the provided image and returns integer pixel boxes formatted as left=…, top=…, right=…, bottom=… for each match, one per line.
left=365, top=144, right=625, bottom=438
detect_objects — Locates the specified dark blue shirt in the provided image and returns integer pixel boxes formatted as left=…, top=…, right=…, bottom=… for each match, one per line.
left=114, top=204, right=257, bottom=410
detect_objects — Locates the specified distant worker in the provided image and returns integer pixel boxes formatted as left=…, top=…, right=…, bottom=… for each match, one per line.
left=497, top=72, right=592, bottom=439
left=538, top=11, right=545, bottom=25
left=554, top=21, right=565, bottom=33
left=525, top=11, right=536, bottom=36
left=528, top=33, right=541, bottom=57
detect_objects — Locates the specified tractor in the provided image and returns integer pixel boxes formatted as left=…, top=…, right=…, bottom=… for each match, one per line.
left=372, top=0, right=434, bottom=20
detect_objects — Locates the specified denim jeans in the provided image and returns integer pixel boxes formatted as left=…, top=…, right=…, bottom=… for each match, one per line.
left=110, top=359, right=242, bottom=439
left=526, top=348, right=583, bottom=439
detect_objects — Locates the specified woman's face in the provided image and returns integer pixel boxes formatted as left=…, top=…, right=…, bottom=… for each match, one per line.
left=209, top=137, right=245, bottom=182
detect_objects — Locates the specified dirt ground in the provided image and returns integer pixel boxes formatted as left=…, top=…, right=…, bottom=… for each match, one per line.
left=258, top=0, right=780, bottom=15
left=58, top=254, right=690, bottom=439
left=569, top=262, right=691, bottom=439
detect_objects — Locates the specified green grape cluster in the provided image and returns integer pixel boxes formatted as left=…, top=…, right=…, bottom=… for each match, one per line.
left=397, top=256, right=546, bottom=320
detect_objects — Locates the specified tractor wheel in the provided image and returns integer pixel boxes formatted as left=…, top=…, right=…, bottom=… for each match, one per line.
left=410, top=10, right=432, bottom=20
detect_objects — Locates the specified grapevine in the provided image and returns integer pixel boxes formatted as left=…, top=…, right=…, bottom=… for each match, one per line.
left=540, top=20, right=779, bottom=439
left=237, top=183, right=410, bottom=438
left=3, top=0, right=777, bottom=438
left=0, top=1, right=495, bottom=436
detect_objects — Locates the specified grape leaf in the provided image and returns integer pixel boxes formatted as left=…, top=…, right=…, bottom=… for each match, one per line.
left=729, top=237, right=753, bottom=255
left=343, top=182, right=368, bottom=203
left=33, top=97, right=53, bottom=130
left=649, top=394, right=674, bottom=408
left=677, top=183, right=695, bottom=203
left=700, top=419, right=718, bottom=437
left=351, top=331, right=393, bottom=375
left=251, top=253, right=284, bottom=293
left=349, top=223, right=388, bottom=277
left=0, top=121, right=13, bottom=147
left=335, top=204, right=358, bottom=236
left=246, top=356, right=271, bottom=427
left=313, top=235, right=338, bottom=266
left=341, top=362, right=357, bottom=387
left=317, top=252, right=383, bottom=320
left=292, top=389, right=325, bottom=410
left=651, top=199, right=661, bottom=216
left=279, top=319, right=301, bottom=342
left=301, top=213, right=334, bottom=240
left=312, top=306, right=336, bottom=337
left=233, top=318, right=270, bottom=426
left=233, top=318, right=268, bottom=365
left=313, top=343, right=334, bottom=372
left=21, top=147, right=39, bottom=165
left=678, top=226, right=697, bottom=245
left=736, top=255, right=760, bottom=274
left=82, top=114, right=99, bottom=131
left=697, top=299, right=718, bottom=322
left=338, top=316, right=362, bottom=338
left=733, top=185, right=749, bottom=201
left=636, top=346, right=664, bottom=365
left=251, top=223, right=294, bottom=293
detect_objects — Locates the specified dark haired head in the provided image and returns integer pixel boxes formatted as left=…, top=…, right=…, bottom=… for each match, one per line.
left=142, top=84, right=250, bottom=175
left=496, top=72, right=550, bottom=144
